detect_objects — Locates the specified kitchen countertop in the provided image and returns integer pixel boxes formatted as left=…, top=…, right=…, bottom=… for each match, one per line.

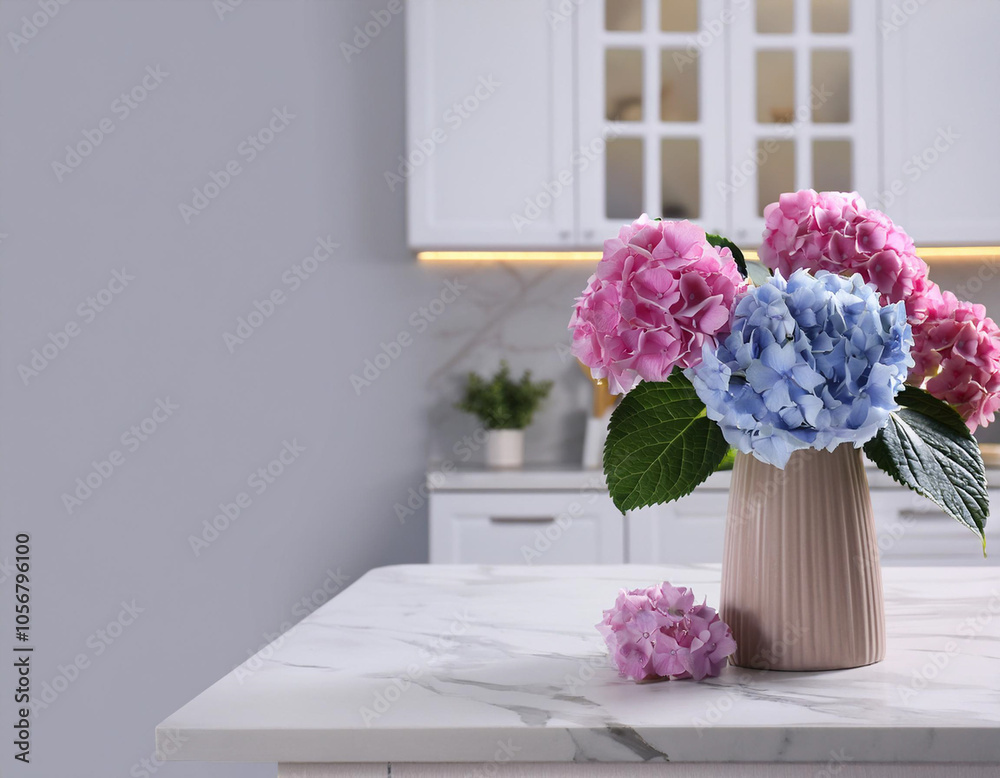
left=427, top=464, right=1000, bottom=491
left=158, top=564, right=1000, bottom=766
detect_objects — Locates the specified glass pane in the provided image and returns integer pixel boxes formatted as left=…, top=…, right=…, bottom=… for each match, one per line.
left=606, top=138, right=644, bottom=219
left=606, top=0, right=643, bottom=31
left=812, top=50, right=851, bottom=123
left=661, top=138, right=700, bottom=219
left=661, top=49, right=699, bottom=122
left=660, top=0, right=698, bottom=31
left=813, top=139, right=853, bottom=192
left=757, top=50, right=795, bottom=124
left=812, top=0, right=850, bottom=33
left=757, top=0, right=794, bottom=33
left=606, top=49, right=644, bottom=121
left=758, top=139, right=795, bottom=216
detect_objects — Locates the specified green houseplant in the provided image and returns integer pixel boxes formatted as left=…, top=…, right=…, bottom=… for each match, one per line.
left=456, top=361, right=553, bottom=467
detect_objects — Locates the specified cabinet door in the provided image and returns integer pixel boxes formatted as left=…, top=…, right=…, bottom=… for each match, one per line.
left=576, top=0, right=729, bottom=244
left=626, top=491, right=728, bottom=564
left=869, top=489, right=998, bottom=566
left=881, top=0, right=1000, bottom=244
left=429, top=492, right=625, bottom=564
left=406, top=0, right=575, bottom=249
left=728, top=0, right=878, bottom=244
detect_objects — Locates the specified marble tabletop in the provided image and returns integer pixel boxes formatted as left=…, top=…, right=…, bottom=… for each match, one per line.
left=158, top=564, right=1000, bottom=765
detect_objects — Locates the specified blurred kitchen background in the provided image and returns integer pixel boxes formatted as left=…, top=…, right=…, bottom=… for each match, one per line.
left=2, top=1, right=998, bottom=776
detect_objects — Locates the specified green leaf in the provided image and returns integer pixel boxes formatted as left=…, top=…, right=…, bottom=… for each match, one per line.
left=716, top=448, right=737, bottom=472
left=746, top=261, right=772, bottom=287
left=604, top=370, right=729, bottom=513
left=706, top=233, right=747, bottom=279
left=864, top=386, right=989, bottom=552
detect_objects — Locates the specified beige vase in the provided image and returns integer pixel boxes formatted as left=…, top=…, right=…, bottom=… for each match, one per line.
left=721, top=445, right=886, bottom=671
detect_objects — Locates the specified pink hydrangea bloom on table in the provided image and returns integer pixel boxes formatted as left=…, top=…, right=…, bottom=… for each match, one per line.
left=909, top=292, right=1000, bottom=431
left=759, top=189, right=936, bottom=325
left=596, top=582, right=736, bottom=682
left=569, top=216, right=746, bottom=394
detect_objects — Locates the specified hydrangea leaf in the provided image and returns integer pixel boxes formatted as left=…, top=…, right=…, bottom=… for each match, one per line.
left=706, top=233, right=747, bottom=279
left=864, top=386, right=989, bottom=552
left=746, top=261, right=772, bottom=287
left=604, top=370, right=729, bottom=514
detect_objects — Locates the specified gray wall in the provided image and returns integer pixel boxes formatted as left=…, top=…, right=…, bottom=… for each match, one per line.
left=0, top=1, right=589, bottom=776
left=1, top=2, right=998, bottom=777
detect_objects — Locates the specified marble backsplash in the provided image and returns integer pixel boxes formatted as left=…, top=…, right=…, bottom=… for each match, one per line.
left=424, top=260, right=1000, bottom=467
left=424, top=263, right=595, bottom=466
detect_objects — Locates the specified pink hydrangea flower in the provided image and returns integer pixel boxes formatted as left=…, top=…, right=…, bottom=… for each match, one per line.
left=759, top=190, right=933, bottom=324
left=569, top=216, right=746, bottom=394
left=906, top=273, right=947, bottom=330
left=596, top=582, right=736, bottom=682
left=909, top=291, right=1000, bottom=431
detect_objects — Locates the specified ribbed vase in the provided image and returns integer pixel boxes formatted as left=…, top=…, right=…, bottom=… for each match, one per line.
left=721, top=445, right=885, bottom=671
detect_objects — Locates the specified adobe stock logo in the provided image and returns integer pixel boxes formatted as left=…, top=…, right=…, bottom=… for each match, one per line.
left=213, top=0, right=245, bottom=22
left=7, top=0, right=72, bottom=53
left=61, top=398, right=180, bottom=515
left=18, top=268, right=135, bottom=386
left=188, top=439, right=307, bottom=556
left=340, top=0, right=403, bottom=63
left=222, top=236, right=339, bottom=354
left=51, top=65, right=169, bottom=182
left=350, top=278, right=466, bottom=395
left=178, top=107, right=295, bottom=225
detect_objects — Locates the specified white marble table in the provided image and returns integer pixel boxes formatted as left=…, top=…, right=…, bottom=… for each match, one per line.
left=158, top=565, right=1000, bottom=777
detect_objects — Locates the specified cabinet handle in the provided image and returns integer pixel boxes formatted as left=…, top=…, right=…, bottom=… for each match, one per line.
left=489, top=515, right=556, bottom=524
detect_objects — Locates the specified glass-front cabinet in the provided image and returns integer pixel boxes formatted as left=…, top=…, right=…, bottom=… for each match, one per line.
left=727, top=0, right=877, bottom=241
left=406, top=0, right=1000, bottom=250
left=578, top=0, right=729, bottom=241
left=577, top=0, right=876, bottom=243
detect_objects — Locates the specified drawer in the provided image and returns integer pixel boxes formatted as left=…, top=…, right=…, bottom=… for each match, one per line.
left=429, top=491, right=624, bottom=564
left=627, top=491, right=729, bottom=564
left=869, top=489, right=1000, bottom=566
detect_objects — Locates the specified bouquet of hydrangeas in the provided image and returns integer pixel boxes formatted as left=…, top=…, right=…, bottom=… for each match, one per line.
left=571, top=191, right=999, bottom=548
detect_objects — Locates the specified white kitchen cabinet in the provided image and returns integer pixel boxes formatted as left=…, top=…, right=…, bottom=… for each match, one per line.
left=626, top=490, right=728, bottom=563
left=869, top=488, right=999, bottom=567
left=576, top=0, right=877, bottom=243
left=429, top=491, right=625, bottom=564
left=428, top=467, right=999, bottom=566
left=880, top=0, right=1000, bottom=244
left=575, top=0, right=730, bottom=240
left=405, top=0, right=575, bottom=249
left=408, top=0, right=999, bottom=250
left=727, top=0, right=879, bottom=242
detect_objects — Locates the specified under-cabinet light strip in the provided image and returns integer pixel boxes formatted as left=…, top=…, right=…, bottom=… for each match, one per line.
left=417, top=247, right=1000, bottom=263
left=416, top=251, right=603, bottom=262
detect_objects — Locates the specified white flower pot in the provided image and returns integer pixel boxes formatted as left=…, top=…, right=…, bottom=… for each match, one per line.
left=485, top=429, right=524, bottom=469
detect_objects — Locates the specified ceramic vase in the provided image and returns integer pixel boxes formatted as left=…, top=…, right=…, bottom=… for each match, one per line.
left=721, top=445, right=886, bottom=671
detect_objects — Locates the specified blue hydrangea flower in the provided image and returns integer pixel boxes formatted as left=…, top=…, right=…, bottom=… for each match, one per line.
left=686, top=270, right=914, bottom=468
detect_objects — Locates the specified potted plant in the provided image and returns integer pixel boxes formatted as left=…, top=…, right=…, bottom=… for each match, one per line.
left=456, top=361, right=553, bottom=468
